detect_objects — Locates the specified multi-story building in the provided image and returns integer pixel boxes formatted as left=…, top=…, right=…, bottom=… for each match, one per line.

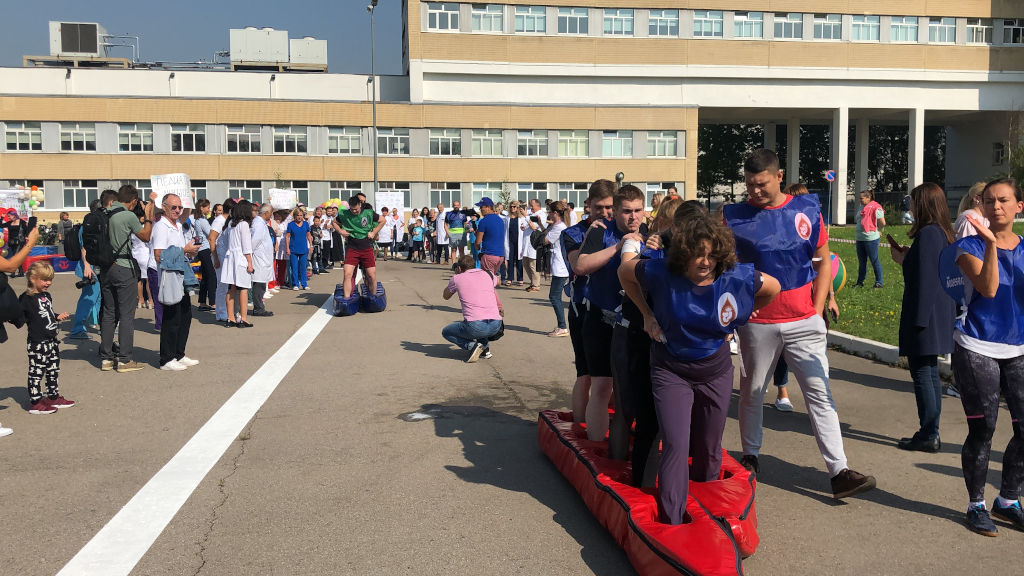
left=2, top=1, right=1022, bottom=224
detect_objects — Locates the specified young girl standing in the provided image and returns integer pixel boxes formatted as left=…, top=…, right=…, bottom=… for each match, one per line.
left=20, top=261, right=75, bottom=414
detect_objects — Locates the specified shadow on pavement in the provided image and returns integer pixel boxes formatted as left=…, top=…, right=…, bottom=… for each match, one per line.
left=831, top=367, right=911, bottom=395
left=414, top=403, right=636, bottom=576
left=401, top=341, right=465, bottom=360
left=916, top=461, right=1005, bottom=488
left=404, top=303, right=462, bottom=315
left=0, top=386, right=30, bottom=410
left=503, top=324, right=548, bottom=336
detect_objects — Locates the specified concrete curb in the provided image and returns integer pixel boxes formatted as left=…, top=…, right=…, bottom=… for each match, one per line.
left=827, top=330, right=952, bottom=378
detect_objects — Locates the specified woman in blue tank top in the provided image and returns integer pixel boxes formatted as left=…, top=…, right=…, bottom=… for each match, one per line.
left=951, top=177, right=1024, bottom=537
left=619, top=211, right=780, bottom=525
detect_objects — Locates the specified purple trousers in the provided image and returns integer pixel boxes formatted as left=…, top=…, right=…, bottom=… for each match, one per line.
left=650, top=342, right=734, bottom=525
left=147, top=267, right=164, bottom=331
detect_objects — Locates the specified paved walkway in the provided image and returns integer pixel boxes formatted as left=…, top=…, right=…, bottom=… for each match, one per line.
left=0, top=260, right=1017, bottom=575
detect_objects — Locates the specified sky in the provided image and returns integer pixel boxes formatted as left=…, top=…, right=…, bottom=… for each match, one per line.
left=0, top=0, right=405, bottom=75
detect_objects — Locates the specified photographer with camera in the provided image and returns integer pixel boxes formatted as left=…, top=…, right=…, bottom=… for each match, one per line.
left=442, top=255, right=504, bottom=363
left=2, top=211, right=30, bottom=278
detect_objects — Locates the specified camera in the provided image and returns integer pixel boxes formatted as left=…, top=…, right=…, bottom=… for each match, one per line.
left=75, top=275, right=97, bottom=289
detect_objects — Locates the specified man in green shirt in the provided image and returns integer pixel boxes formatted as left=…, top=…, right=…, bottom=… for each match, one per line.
left=331, top=195, right=385, bottom=298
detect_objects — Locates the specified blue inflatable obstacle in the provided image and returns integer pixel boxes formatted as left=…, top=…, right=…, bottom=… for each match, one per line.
left=333, top=284, right=360, bottom=317
left=358, top=281, right=387, bottom=313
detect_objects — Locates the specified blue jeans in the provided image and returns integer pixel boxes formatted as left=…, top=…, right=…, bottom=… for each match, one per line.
left=71, top=278, right=101, bottom=335
left=503, top=255, right=523, bottom=283
left=855, top=238, right=883, bottom=286
left=908, top=354, right=942, bottom=440
left=290, top=253, right=308, bottom=288
left=549, top=276, right=568, bottom=329
left=442, top=319, right=501, bottom=351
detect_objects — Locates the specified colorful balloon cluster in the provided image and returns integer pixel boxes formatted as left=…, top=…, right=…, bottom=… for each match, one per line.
left=18, top=185, right=44, bottom=209
left=320, top=198, right=349, bottom=210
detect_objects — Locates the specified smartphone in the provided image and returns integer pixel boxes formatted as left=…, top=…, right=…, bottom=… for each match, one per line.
left=829, top=308, right=838, bottom=323
left=886, top=233, right=900, bottom=249
left=26, top=216, right=37, bottom=232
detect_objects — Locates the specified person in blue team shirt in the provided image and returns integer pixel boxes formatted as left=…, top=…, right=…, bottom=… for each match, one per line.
left=947, top=177, right=1024, bottom=537
left=620, top=210, right=779, bottom=525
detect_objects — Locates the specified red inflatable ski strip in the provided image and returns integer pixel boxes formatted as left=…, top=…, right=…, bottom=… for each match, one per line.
left=538, top=410, right=759, bottom=576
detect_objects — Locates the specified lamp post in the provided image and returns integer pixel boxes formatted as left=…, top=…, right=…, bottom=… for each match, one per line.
left=368, top=0, right=379, bottom=202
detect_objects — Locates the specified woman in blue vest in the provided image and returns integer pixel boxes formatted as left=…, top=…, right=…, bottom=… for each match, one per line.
left=619, top=211, right=779, bottom=525
left=950, top=177, right=1024, bottom=536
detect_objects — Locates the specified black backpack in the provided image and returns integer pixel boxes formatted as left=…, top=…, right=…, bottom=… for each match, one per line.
left=63, top=223, right=83, bottom=261
left=82, top=206, right=130, bottom=268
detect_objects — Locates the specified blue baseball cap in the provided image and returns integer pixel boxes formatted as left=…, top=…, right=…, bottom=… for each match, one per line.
left=475, top=197, right=494, bottom=208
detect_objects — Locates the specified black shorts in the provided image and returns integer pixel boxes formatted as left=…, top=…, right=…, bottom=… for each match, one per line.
left=568, top=304, right=589, bottom=377
left=582, top=307, right=615, bottom=378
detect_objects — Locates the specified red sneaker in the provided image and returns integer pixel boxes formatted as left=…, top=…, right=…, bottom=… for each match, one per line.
left=48, top=395, right=76, bottom=409
left=28, top=399, right=57, bottom=415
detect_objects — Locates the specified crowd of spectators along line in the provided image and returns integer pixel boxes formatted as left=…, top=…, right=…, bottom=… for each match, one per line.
left=436, top=149, right=1024, bottom=537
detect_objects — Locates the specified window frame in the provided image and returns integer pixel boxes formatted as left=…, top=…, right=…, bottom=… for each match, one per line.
left=471, top=4, right=504, bottom=33
left=1004, top=19, right=1024, bottom=45
left=328, top=126, right=362, bottom=155
left=851, top=15, right=880, bottom=42
left=557, top=182, right=589, bottom=210
left=890, top=16, right=919, bottom=43
left=557, top=7, right=589, bottom=36
left=601, top=130, right=633, bottom=158
left=517, top=182, right=548, bottom=203
left=378, top=181, right=411, bottom=210
left=471, top=129, right=503, bottom=157
left=517, top=130, right=549, bottom=157
left=733, top=12, right=763, bottom=39
left=648, top=9, right=679, bottom=37
left=928, top=17, right=956, bottom=44
left=430, top=182, right=462, bottom=207
left=229, top=180, right=264, bottom=203
left=273, top=125, right=308, bottom=154
left=692, top=10, right=724, bottom=38
left=426, top=2, right=460, bottom=32
left=812, top=14, right=842, bottom=41
left=471, top=182, right=501, bottom=205
left=773, top=13, right=803, bottom=40
left=646, top=131, right=679, bottom=157
left=330, top=181, right=363, bottom=200
left=226, top=124, right=262, bottom=154
left=429, top=128, right=462, bottom=156
left=965, top=18, right=993, bottom=44
left=170, top=123, right=206, bottom=153
left=62, top=179, right=99, bottom=209
left=377, top=128, right=411, bottom=156
left=514, top=6, right=546, bottom=33
left=4, top=121, right=42, bottom=152
left=557, top=130, right=589, bottom=158
left=59, top=122, right=97, bottom=152
left=117, top=123, right=154, bottom=153
left=603, top=8, right=634, bottom=36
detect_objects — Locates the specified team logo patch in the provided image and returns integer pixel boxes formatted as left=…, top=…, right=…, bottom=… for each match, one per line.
left=360, top=216, right=369, bottom=227
left=717, top=293, right=738, bottom=327
left=794, top=212, right=812, bottom=241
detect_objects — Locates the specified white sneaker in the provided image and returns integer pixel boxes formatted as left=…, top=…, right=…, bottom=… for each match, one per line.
left=178, top=356, right=200, bottom=367
left=160, top=359, right=187, bottom=371
left=292, top=286, right=299, bottom=291
left=263, top=293, right=273, bottom=299
left=774, top=398, right=794, bottom=412
left=0, top=424, right=12, bottom=438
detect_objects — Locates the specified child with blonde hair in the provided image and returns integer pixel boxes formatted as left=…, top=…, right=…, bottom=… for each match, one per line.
left=19, top=261, right=74, bottom=414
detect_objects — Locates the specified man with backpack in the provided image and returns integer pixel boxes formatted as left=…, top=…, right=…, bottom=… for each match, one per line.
left=94, top=185, right=154, bottom=372
left=67, top=194, right=114, bottom=339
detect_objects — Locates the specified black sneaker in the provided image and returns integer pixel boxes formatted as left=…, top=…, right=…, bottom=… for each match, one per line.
left=740, top=455, right=759, bottom=474
left=993, top=500, right=1024, bottom=531
left=466, top=342, right=484, bottom=363
left=966, top=507, right=999, bottom=537
left=897, top=435, right=940, bottom=453
left=831, top=468, right=876, bottom=499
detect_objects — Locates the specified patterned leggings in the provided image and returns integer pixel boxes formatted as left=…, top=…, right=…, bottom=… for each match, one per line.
left=27, top=339, right=61, bottom=402
left=952, top=344, right=1024, bottom=502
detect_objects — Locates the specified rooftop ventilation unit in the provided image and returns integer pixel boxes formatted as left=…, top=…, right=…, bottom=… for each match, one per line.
left=229, top=27, right=288, bottom=66
left=49, top=21, right=107, bottom=58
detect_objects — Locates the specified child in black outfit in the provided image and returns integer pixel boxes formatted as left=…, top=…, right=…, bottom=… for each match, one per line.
left=20, top=261, right=74, bottom=414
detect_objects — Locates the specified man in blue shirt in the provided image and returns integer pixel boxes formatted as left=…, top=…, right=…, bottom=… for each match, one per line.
left=473, top=197, right=505, bottom=277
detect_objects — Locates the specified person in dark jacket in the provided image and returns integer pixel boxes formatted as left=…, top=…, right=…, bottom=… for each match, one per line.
left=890, top=182, right=956, bottom=452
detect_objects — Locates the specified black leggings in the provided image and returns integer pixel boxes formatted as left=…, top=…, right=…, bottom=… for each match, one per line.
left=196, top=249, right=216, bottom=305
left=952, top=344, right=1024, bottom=502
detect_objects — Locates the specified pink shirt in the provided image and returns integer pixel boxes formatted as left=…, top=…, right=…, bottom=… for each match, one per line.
left=447, top=268, right=501, bottom=322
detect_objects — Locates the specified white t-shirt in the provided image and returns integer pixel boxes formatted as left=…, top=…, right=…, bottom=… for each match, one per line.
left=211, top=214, right=229, bottom=258
left=569, top=210, right=579, bottom=225
left=546, top=221, right=569, bottom=277
left=149, top=217, right=186, bottom=270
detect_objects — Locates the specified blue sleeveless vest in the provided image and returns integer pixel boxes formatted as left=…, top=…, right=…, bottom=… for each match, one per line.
left=643, top=260, right=758, bottom=361
left=724, top=195, right=821, bottom=291
left=561, top=220, right=590, bottom=303
left=586, top=220, right=627, bottom=313
left=618, top=244, right=665, bottom=325
left=940, top=235, right=1024, bottom=346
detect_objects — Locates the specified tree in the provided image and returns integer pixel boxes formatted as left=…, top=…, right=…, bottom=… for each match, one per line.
left=697, top=124, right=763, bottom=203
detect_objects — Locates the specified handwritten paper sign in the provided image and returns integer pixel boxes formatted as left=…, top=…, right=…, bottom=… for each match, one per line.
left=151, top=173, right=195, bottom=209
left=269, top=188, right=298, bottom=210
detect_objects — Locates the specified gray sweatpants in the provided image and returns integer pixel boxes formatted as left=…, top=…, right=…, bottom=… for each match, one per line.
left=737, top=314, right=848, bottom=477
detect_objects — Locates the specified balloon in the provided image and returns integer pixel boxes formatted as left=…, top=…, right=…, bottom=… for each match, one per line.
left=30, top=185, right=38, bottom=192
left=0, top=237, right=5, bottom=248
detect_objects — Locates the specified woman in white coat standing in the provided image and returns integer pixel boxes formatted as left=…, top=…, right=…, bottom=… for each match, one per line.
left=250, top=203, right=276, bottom=317
left=220, top=200, right=255, bottom=328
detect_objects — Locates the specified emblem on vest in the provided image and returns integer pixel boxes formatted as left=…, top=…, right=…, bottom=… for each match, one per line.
left=717, top=293, right=738, bottom=327
left=794, top=212, right=812, bottom=241
left=361, top=217, right=368, bottom=227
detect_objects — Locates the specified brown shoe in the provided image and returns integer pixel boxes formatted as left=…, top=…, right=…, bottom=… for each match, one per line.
left=831, top=468, right=876, bottom=500
left=115, top=361, right=144, bottom=373
left=101, top=360, right=115, bottom=372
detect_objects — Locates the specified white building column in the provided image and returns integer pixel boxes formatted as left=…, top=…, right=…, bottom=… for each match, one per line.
left=764, top=123, right=777, bottom=151
left=909, top=108, right=925, bottom=193
left=855, top=117, right=870, bottom=193
left=786, top=118, right=800, bottom=186
left=831, top=107, right=849, bottom=225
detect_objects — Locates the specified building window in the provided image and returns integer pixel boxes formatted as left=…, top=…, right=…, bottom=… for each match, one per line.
left=192, top=180, right=207, bottom=200
left=429, top=128, right=462, bottom=156
left=377, top=128, right=410, bottom=155
left=558, top=182, right=588, bottom=209
left=63, top=180, right=98, bottom=209
left=693, top=11, right=724, bottom=38
left=1004, top=19, right=1024, bottom=45
left=734, top=12, right=763, bottom=39
left=515, top=6, right=545, bottom=33
left=928, top=17, right=956, bottom=43
left=518, top=130, right=548, bottom=157
left=426, top=2, right=459, bottom=31
left=890, top=16, right=919, bottom=43
left=517, top=182, right=548, bottom=203
left=229, top=180, right=263, bottom=203
left=379, top=181, right=411, bottom=209
left=471, top=182, right=501, bottom=204
left=993, top=143, right=1007, bottom=166
left=287, top=181, right=309, bottom=206
left=557, top=7, right=588, bottom=35
left=330, top=181, right=362, bottom=200
left=471, top=129, right=502, bottom=156
left=4, top=122, right=42, bottom=151
left=603, top=9, right=633, bottom=36
left=171, top=124, right=206, bottom=152
left=273, top=126, right=308, bottom=154
left=118, top=123, right=154, bottom=152
left=813, top=14, right=842, bottom=40
left=226, top=125, right=261, bottom=153
left=647, top=131, right=678, bottom=157
left=430, top=182, right=462, bottom=206
left=122, top=179, right=152, bottom=200
left=774, top=13, right=803, bottom=39
left=966, top=19, right=993, bottom=44
left=648, top=9, right=679, bottom=37
left=557, top=130, right=588, bottom=157
left=602, top=131, right=632, bottom=157
left=328, top=127, right=361, bottom=155
left=647, top=183, right=675, bottom=206
left=59, top=122, right=96, bottom=152
left=851, top=15, right=880, bottom=41
left=471, top=4, right=503, bottom=32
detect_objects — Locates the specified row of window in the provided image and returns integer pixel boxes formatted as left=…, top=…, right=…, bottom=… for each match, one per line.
left=15, top=180, right=679, bottom=210
left=424, top=4, right=1024, bottom=45
left=3, top=123, right=683, bottom=158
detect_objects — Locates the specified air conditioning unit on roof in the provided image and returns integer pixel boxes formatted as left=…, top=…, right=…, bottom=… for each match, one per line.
left=49, top=21, right=108, bottom=58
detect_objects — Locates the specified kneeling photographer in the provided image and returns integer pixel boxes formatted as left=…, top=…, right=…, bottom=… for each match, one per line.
left=441, top=255, right=504, bottom=363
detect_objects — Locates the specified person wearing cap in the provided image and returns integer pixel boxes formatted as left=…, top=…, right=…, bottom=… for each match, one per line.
left=473, top=197, right=505, bottom=278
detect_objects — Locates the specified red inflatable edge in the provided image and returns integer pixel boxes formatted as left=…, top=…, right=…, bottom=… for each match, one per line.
left=538, top=409, right=759, bottom=576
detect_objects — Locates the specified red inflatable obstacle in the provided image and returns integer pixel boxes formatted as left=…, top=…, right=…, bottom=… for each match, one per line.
left=538, top=410, right=759, bottom=576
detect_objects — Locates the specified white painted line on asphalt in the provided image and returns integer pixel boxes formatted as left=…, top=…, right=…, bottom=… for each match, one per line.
left=58, top=296, right=336, bottom=576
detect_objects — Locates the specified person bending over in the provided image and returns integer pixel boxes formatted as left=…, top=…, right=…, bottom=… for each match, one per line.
left=442, top=255, right=504, bottom=363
